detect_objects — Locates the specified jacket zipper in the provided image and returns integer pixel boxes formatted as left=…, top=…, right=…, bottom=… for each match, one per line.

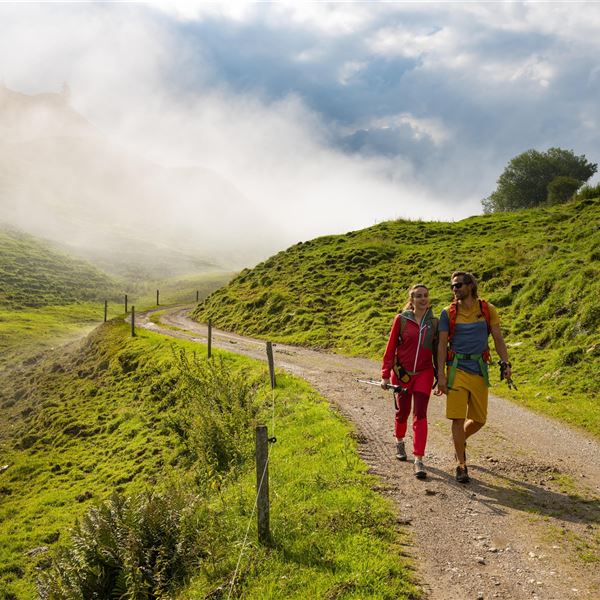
left=402, top=309, right=430, bottom=373
left=413, top=312, right=428, bottom=372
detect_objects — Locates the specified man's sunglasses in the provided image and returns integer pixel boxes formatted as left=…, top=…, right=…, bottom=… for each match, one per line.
left=451, top=282, right=466, bottom=289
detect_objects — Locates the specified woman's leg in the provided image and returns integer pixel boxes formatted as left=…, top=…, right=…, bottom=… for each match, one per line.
left=412, top=391, right=430, bottom=457
left=394, top=391, right=412, bottom=440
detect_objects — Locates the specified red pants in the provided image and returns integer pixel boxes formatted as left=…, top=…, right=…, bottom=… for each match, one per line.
left=393, top=368, right=434, bottom=457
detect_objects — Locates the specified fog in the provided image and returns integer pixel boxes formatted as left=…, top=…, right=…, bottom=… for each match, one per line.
left=0, top=4, right=447, bottom=273
left=3, top=3, right=598, bottom=273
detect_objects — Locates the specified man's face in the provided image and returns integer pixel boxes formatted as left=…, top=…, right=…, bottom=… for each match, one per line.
left=451, top=276, right=470, bottom=300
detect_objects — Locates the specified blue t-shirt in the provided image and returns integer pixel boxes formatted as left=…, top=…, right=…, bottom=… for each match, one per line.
left=439, top=302, right=499, bottom=376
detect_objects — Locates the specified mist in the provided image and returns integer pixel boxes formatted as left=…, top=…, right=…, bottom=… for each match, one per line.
left=2, top=3, right=598, bottom=273
left=0, top=4, right=449, bottom=274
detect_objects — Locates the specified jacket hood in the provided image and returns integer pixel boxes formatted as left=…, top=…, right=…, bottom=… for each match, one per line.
left=399, top=307, right=434, bottom=323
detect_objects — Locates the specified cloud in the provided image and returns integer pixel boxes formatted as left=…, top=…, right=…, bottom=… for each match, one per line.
left=1, top=0, right=599, bottom=272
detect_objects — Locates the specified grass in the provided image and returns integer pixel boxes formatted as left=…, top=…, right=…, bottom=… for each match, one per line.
left=0, top=303, right=120, bottom=373
left=193, top=197, right=600, bottom=438
left=0, top=322, right=420, bottom=599
left=120, top=270, right=236, bottom=312
left=0, top=226, right=119, bottom=309
left=181, top=374, right=419, bottom=599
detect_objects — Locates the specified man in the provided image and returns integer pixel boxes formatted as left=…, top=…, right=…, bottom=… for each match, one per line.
left=437, top=271, right=512, bottom=483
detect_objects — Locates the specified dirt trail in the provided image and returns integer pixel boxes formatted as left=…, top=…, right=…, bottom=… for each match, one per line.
left=139, top=306, right=600, bottom=600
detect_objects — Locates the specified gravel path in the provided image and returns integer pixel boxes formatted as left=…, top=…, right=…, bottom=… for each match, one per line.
left=138, top=306, right=600, bottom=600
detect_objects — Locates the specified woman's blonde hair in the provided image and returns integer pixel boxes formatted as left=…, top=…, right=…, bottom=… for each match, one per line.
left=403, top=283, right=429, bottom=311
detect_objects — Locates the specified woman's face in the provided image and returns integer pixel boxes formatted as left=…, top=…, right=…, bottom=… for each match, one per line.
left=412, top=287, right=430, bottom=311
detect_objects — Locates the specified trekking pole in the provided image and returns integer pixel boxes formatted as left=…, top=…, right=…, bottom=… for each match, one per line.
left=357, top=378, right=408, bottom=411
left=356, top=379, right=408, bottom=394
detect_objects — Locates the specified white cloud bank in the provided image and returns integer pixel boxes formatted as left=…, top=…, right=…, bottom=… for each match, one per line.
left=1, top=2, right=599, bottom=268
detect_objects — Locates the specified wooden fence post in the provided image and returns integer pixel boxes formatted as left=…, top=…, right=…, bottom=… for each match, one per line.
left=207, top=319, right=212, bottom=359
left=255, top=425, right=271, bottom=545
left=131, top=306, right=136, bottom=337
left=196, top=290, right=199, bottom=302
left=266, top=342, right=276, bottom=389
left=104, top=300, right=108, bottom=323
left=125, top=294, right=128, bottom=314
left=156, top=289, right=160, bottom=306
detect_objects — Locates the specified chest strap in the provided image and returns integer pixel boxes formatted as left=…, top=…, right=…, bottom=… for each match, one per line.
left=447, top=353, right=490, bottom=389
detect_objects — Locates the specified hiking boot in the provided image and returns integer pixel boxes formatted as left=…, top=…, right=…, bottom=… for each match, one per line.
left=455, top=465, right=470, bottom=484
left=414, top=459, right=426, bottom=479
left=395, top=440, right=407, bottom=461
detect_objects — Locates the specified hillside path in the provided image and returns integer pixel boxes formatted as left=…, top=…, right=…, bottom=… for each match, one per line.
left=138, top=306, right=600, bottom=600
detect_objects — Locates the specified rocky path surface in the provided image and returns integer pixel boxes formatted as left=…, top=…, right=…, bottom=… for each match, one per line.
left=139, top=306, right=600, bottom=600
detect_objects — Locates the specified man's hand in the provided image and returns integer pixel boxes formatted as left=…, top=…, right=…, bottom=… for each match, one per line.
left=436, top=374, right=448, bottom=395
left=381, top=378, right=391, bottom=390
left=498, top=361, right=512, bottom=383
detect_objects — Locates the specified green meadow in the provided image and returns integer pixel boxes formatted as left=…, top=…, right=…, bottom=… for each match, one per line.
left=2, top=195, right=599, bottom=597
left=0, top=225, right=232, bottom=370
left=0, top=323, right=419, bottom=599
left=194, top=197, right=600, bottom=437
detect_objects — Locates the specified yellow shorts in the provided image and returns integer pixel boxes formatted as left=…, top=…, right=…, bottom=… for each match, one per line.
left=446, top=368, right=488, bottom=424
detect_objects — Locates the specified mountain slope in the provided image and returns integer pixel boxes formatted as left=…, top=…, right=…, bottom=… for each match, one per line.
left=0, top=85, right=284, bottom=271
left=193, top=197, right=600, bottom=432
left=0, top=226, right=118, bottom=308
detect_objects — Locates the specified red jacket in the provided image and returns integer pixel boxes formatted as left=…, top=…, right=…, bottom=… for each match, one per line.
left=381, top=309, right=436, bottom=382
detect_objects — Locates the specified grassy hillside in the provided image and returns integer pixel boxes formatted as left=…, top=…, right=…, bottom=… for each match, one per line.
left=0, top=226, right=119, bottom=309
left=0, top=226, right=233, bottom=372
left=194, top=197, right=600, bottom=436
left=0, top=322, right=419, bottom=599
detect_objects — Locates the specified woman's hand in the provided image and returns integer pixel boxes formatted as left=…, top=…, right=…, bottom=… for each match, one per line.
left=381, top=378, right=390, bottom=390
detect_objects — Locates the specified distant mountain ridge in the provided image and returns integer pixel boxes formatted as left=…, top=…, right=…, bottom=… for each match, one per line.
left=0, top=85, right=281, bottom=273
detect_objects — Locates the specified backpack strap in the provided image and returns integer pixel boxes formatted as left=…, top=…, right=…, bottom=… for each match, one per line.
left=393, top=315, right=412, bottom=385
left=478, top=299, right=491, bottom=335
left=448, top=301, right=458, bottom=344
left=398, top=314, right=407, bottom=343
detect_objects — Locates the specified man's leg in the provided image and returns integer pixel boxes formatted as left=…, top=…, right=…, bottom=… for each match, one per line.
left=464, top=418, right=484, bottom=440
left=451, top=418, right=466, bottom=465
left=464, top=372, right=488, bottom=442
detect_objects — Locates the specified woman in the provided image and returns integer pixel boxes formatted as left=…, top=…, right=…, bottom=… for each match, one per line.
left=381, top=284, right=438, bottom=479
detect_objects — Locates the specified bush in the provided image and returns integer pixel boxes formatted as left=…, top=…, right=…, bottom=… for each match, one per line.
left=170, top=353, right=261, bottom=486
left=482, top=147, right=596, bottom=213
left=547, top=176, right=581, bottom=205
left=573, top=182, right=600, bottom=201
left=38, top=490, right=208, bottom=599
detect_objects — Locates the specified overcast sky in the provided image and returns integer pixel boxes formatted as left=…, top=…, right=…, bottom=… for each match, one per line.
left=1, top=1, right=599, bottom=247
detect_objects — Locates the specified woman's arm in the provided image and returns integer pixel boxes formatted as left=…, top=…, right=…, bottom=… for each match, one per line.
left=381, top=315, right=402, bottom=382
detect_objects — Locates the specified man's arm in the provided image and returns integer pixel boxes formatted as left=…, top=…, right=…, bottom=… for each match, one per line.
left=436, top=330, right=449, bottom=394
left=490, top=324, right=512, bottom=380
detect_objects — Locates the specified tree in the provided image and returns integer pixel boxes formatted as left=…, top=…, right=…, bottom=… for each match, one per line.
left=482, top=147, right=597, bottom=213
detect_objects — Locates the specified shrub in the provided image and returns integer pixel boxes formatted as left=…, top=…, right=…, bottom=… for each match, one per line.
left=573, top=182, right=600, bottom=201
left=482, top=147, right=596, bottom=212
left=547, top=176, right=581, bottom=205
left=170, top=353, right=261, bottom=485
left=38, top=490, right=208, bottom=599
